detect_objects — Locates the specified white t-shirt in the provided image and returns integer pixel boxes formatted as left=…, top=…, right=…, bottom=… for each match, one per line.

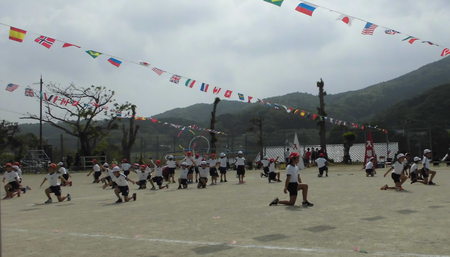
left=315, top=158, right=327, bottom=168
left=392, top=161, right=403, bottom=175
left=261, top=160, right=269, bottom=167
left=365, top=161, right=374, bottom=170
left=269, top=162, right=276, bottom=173
left=199, top=167, right=209, bottom=178
left=403, top=159, right=409, bottom=168
left=14, top=166, right=22, bottom=178
left=46, top=172, right=61, bottom=186
left=4, top=171, right=19, bottom=183
left=137, top=170, right=150, bottom=181
left=185, top=156, right=193, bottom=165
left=208, top=159, right=217, bottom=167
left=235, top=157, right=245, bottom=166
left=93, top=164, right=101, bottom=172
left=112, top=174, right=128, bottom=187
left=219, top=157, right=227, bottom=168
left=284, top=151, right=291, bottom=158
left=286, top=165, right=299, bottom=183
left=58, top=167, right=67, bottom=175
left=410, top=163, right=418, bottom=173
left=154, top=167, right=163, bottom=177
left=167, top=160, right=177, bottom=168
left=194, top=157, right=203, bottom=166
left=104, top=168, right=113, bottom=177
left=422, top=156, right=430, bottom=169
left=121, top=163, right=131, bottom=171
left=179, top=168, right=188, bottom=179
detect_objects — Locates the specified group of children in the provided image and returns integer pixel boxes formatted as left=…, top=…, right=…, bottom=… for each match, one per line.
left=2, top=162, right=31, bottom=199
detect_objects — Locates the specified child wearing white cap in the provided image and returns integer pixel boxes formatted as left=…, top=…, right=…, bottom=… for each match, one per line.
left=87, top=159, right=101, bottom=183
left=235, top=151, right=246, bottom=184
left=102, top=166, right=137, bottom=203
left=197, top=161, right=210, bottom=188
left=207, top=153, right=219, bottom=185
left=166, top=155, right=178, bottom=184
left=410, top=157, right=424, bottom=184
left=420, top=149, right=437, bottom=185
left=101, top=163, right=112, bottom=185
left=219, top=153, right=228, bottom=182
left=177, top=162, right=190, bottom=189
left=362, top=157, right=376, bottom=177
left=57, top=162, right=72, bottom=186
left=260, top=156, right=270, bottom=178
left=381, top=154, right=408, bottom=190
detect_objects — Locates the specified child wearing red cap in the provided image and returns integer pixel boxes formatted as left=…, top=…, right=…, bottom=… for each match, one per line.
left=207, top=153, right=219, bottom=185
left=39, top=163, right=71, bottom=203
left=269, top=153, right=314, bottom=207
left=183, top=151, right=195, bottom=183
left=194, top=153, right=203, bottom=183
left=268, top=157, right=282, bottom=183
left=3, top=163, right=21, bottom=199
left=87, top=159, right=102, bottom=183
left=57, top=162, right=73, bottom=186
left=152, top=160, right=169, bottom=189
left=121, top=159, right=132, bottom=177
left=314, top=153, right=333, bottom=177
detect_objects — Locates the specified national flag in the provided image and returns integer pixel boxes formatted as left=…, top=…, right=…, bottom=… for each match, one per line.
left=24, top=87, right=34, bottom=97
left=441, top=48, right=450, bottom=57
left=152, top=67, right=165, bottom=76
left=9, top=27, right=27, bottom=43
left=72, top=101, right=80, bottom=106
left=200, top=83, right=209, bottom=92
left=238, top=93, right=244, bottom=101
left=283, top=105, right=293, bottom=113
left=108, top=58, right=122, bottom=67
left=86, top=50, right=102, bottom=59
left=5, top=83, right=19, bottom=92
left=312, top=114, right=317, bottom=120
left=62, top=43, right=80, bottom=48
left=60, top=98, right=69, bottom=106
left=343, top=121, right=347, bottom=126
left=213, top=87, right=221, bottom=95
left=45, top=94, right=54, bottom=102
left=293, top=109, right=299, bottom=114
left=258, top=98, right=264, bottom=104
left=422, top=41, right=437, bottom=46
left=300, top=111, right=306, bottom=117
left=248, top=96, right=253, bottom=103
left=34, top=35, right=56, bottom=49
left=263, top=0, right=284, bottom=7
left=266, top=101, right=271, bottom=107
left=170, top=75, right=181, bottom=84
left=274, top=103, right=279, bottom=110
left=307, top=112, right=311, bottom=118
left=117, top=112, right=122, bottom=117
left=224, top=90, right=232, bottom=98
left=336, top=14, right=354, bottom=26
left=385, top=29, right=400, bottom=35
left=185, top=79, right=196, bottom=88
left=361, top=22, right=378, bottom=35
left=295, top=2, right=318, bottom=16
left=139, top=61, right=150, bottom=67
left=402, top=36, right=419, bottom=44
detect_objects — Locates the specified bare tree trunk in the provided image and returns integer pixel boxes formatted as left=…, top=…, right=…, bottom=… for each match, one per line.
left=249, top=117, right=264, bottom=160
left=210, top=98, right=221, bottom=153
left=121, top=105, right=140, bottom=161
left=316, top=79, right=327, bottom=155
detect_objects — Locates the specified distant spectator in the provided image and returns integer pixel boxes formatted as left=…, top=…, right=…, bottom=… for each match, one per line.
left=74, top=153, right=81, bottom=170
left=284, top=148, right=291, bottom=164
left=66, top=153, right=73, bottom=170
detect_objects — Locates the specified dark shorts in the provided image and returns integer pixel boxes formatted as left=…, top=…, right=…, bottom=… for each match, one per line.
left=195, top=167, right=199, bottom=174
left=391, top=173, right=401, bottom=183
left=188, top=166, right=195, bottom=174
left=287, top=182, right=298, bottom=196
left=94, top=171, right=102, bottom=180
left=199, top=177, right=208, bottom=184
left=168, top=167, right=175, bottom=175
left=319, top=166, right=328, bottom=172
left=105, top=176, right=112, bottom=182
left=365, top=169, right=373, bottom=174
left=8, top=181, right=19, bottom=191
left=209, top=168, right=218, bottom=176
left=181, top=179, right=187, bottom=186
left=237, top=165, right=245, bottom=175
left=137, top=180, right=147, bottom=186
left=124, top=170, right=130, bottom=177
left=219, top=167, right=227, bottom=174
left=269, top=172, right=277, bottom=180
left=118, top=186, right=129, bottom=196
left=62, top=174, right=69, bottom=181
left=263, top=167, right=269, bottom=174
left=147, top=174, right=151, bottom=180
left=421, top=168, right=429, bottom=178
left=49, top=185, right=62, bottom=196
left=403, top=165, right=409, bottom=171
left=410, top=171, right=417, bottom=180
left=152, top=176, right=163, bottom=186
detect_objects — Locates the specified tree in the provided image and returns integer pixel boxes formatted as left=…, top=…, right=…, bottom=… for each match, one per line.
left=0, top=120, right=20, bottom=149
left=209, top=97, right=221, bottom=153
left=9, top=133, right=39, bottom=160
left=249, top=116, right=265, bottom=160
left=121, top=104, right=140, bottom=161
left=343, top=132, right=357, bottom=159
left=22, top=83, right=130, bottom=156
left=316, top=79, right=328, bottom=153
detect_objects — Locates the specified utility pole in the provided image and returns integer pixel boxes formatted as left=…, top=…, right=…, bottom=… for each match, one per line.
left=60, top=134, right=64, bottom=161
left=316, top=79, right=327, bottom=153
left=32, top=75, right=44, bottom=149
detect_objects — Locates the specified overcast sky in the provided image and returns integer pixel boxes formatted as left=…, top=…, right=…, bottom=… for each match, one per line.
left=1, top=0, right=449, bottom=124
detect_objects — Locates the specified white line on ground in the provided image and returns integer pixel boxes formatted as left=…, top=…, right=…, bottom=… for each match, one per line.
left=4, top=228, right=449, bottom=257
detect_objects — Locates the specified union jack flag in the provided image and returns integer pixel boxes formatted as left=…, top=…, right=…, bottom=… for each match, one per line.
left=34, top=35, right=56, bottom=49
left=25, top=87, right=34, bottom=97
left=385, top=29, right=401, bottom=35
left=170, top=75, right=181, bottom=84
left=152, top=67, right=165, bottom=76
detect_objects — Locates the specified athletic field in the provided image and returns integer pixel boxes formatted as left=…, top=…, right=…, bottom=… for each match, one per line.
left=2, top=164, right=449, bottom=257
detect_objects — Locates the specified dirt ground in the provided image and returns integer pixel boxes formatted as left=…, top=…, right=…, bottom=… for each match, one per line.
left=2, top=164, right=450, bottom=257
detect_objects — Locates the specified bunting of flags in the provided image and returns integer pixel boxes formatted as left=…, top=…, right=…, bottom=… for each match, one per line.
left=134, top=117, right=227, bottom=136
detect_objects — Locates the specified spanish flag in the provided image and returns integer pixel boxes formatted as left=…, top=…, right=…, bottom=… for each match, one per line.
left=9, top=27, right=27, bottom=43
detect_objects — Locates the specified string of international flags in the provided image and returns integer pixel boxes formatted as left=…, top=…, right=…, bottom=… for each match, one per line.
left=264, top=0, right=450, bottom=57
left=4, top=1, right=432, bottom=135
